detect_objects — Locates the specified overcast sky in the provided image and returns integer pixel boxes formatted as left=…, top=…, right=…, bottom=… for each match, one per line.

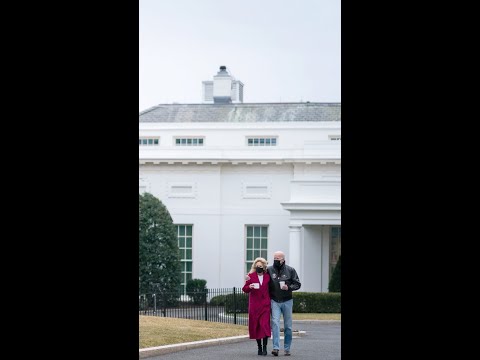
left=139, top=0, right=340, bottom=111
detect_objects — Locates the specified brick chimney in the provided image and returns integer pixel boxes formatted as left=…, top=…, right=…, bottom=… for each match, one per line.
left=202, top=66, right=243, bottom=104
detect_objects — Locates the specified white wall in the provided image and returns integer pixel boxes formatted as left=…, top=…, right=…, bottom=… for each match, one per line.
left=302, top=225, right=324, bottom=292
left=139, top=163, right=295, bottom=288
left=139, top=122, right=341, bottom=150
left=139, top=120, right=341, bottom=291
left=219, top=164, right=292, bottom=285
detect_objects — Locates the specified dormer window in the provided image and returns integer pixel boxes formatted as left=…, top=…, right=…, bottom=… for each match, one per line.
left=247, top=137, right=277, bottom=146
left=139, top=137, right=160, bottom=146
left=175, top=137, right=205, bottom=146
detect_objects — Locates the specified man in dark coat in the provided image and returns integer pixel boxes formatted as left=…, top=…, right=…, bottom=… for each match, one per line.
left=267, top=251, right=301, bottom=356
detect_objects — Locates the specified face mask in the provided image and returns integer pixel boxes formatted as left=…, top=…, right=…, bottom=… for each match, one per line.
left=256, top=267, right=263, bottom=273
left=274, top=260, right=282, bottom=268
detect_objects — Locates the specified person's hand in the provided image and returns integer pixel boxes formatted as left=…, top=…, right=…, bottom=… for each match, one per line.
left=245, top=274, right=251, bottom=281
left=249, top=283, right=256, bottom=289
left=281, top=285, right=288, bottom=290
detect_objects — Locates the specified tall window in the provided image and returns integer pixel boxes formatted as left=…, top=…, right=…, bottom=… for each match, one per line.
left=245, top=226, right=268, bottom=274
left=176, top=225, right=193, bottom=294
left=329, top=226, right=341, bottom=279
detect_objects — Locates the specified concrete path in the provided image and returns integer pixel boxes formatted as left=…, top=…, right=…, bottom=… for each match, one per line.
left=141, top=321, right=340, bottom=359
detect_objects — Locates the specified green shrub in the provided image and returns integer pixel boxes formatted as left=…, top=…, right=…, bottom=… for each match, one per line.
left=186, top=279, right=207, bottom=305
left=209, top=295, right=227, bottom=306
left=139, top=193, right=181, bottom=296
left=209, top=293, right=249, bottom=313
left=292, top=292, right=341, bottom=313
left=328, top=255, right=341, bottom=292
left=211, top=292, right=340, bottom=313
left=161, top=293, right=180, bottom=307
left=139, top=293, right=179, bottom=310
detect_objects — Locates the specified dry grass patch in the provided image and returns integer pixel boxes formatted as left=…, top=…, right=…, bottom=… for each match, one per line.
left=292, top=313, right=341, bottom=320
left=139, top=316, right=248, bottom=349
left=140, top=313, right=340, bottom=348
left=235, top=313, right=341, bottom=320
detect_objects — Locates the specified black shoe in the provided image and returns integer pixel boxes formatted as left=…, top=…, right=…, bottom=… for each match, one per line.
left=272, top=349, right=279, bottom=356
left=262, top=345, right=267, bottom=356
left=258, top=347, right=263, bottom=355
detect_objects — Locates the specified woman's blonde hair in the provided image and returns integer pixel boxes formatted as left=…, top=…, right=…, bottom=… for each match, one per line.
left=248, top=257, right=268, bottom=274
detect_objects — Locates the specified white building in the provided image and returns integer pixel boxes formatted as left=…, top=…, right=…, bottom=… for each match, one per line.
left=139, top=66, right=341, bottom=292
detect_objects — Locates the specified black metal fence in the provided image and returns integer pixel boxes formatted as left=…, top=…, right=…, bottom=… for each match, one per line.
left=139, top=287, right=249, bottom=325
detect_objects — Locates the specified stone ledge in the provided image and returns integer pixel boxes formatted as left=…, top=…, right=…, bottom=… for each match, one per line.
left=139, top=335, right=249, bottom=358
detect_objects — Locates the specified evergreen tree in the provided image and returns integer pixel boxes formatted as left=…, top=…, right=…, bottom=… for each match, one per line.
left=328, top=255, right=341, bottom=292
left=139, top=193, right=181, bottom=295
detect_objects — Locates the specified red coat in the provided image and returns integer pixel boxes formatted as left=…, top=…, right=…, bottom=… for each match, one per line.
left=242, top=272, right=271, bottom=339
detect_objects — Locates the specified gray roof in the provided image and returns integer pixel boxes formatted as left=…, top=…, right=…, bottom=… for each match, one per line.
left=139, top=103, right=341, bottom=123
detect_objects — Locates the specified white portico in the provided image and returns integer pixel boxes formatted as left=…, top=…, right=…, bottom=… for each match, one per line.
left=281, top=164, right=341, bottom=292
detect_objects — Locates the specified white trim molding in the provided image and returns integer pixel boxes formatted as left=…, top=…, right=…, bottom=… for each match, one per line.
left=167, top=182, right=197, bottom=198
left=281, top=202, right=341, bottom=211
left=242, top=182, right=272, bottom=199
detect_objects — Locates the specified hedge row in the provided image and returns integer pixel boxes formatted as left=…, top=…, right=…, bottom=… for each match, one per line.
left=210, top=293, right=249, bottom=313
left=292, top=292, right=341, bottom=313
left=209, top=292, right=341, bottom=313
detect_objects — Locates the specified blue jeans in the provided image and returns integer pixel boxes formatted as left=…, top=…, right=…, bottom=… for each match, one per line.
left=271, top=299, right=293, bottom=351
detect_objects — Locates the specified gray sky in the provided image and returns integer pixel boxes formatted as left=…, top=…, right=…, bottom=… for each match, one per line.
left=139, top=0, right=341, bottom=111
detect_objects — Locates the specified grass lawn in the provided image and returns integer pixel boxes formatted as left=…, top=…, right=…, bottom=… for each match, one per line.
left=235, top=313, right=341, bottom=320
left=139, top=316, right=248, bottom=349
left=293, top=313, right=341, bottom=320
left=140, top=313, right=340, bottom=348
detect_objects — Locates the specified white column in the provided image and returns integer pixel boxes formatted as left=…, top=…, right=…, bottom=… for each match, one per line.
left=288, top=225, right=302, bottom=280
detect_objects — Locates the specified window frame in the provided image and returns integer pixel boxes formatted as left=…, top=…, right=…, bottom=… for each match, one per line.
left=176, top=224, right=193, bottom=294
left=246, top=136, right=278, bottom=146
left=139, top=137, right=160, bottom=146
left=329, top=226, right=341, bottom=280
left=245, top=225, right=269, bottom=274
left=174, top=137, right=205, bottom=146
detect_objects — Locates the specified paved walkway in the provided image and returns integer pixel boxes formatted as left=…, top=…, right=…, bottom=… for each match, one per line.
left=141, top=322, right=340, bottom=359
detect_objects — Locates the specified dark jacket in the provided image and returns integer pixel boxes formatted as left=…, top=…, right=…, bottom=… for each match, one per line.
left=267, top=263, right=301, bottom=303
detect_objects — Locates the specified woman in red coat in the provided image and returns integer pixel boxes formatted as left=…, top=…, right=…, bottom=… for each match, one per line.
left=242, top=257, right=271, bottom=356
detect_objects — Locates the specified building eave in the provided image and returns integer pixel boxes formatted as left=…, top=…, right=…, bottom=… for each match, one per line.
left=139, top=159, right=341, bottom=165
left=280, top=202, right=341, bottom=211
